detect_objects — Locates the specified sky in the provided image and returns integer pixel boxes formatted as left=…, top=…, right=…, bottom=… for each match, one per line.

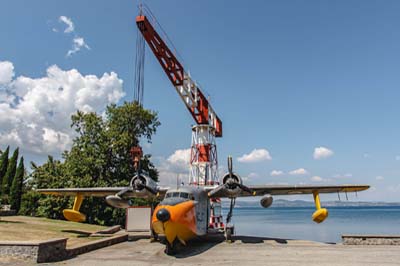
left=1, top=0, right=400, bottom=201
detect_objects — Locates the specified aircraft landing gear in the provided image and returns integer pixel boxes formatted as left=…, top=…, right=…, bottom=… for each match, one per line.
left=225, top=225, right=234, bottom=242
left=164, top=238, right=179, bottom=255
left=165, top=241, right=176, bottom=255
left=225, top=197, right=236, bottom=242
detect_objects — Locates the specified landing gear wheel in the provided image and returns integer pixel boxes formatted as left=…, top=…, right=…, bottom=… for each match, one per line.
left=225, top=226, right=234, bottom=243
left=164, top=241, right=175, bottom=255
left=165, top=238, right=181, bottom=255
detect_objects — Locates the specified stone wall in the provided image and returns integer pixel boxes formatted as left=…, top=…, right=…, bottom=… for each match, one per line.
left=0, top=238, right=67, bottom=262
left=0, top=210, right=17, bottom=216
left=67, top=234, right=128, bottom=257
left=342, top=235, right=400, bottom=245
left=0, top=234, right=128, bottom=262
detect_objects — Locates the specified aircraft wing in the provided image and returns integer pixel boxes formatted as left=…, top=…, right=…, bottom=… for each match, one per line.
left=248, top=184, right=370, bottom=196
left=208, top=184, right=370, bottom=198
left=36, top=186, right=169, bottom=197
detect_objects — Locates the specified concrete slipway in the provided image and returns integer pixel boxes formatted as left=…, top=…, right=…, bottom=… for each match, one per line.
left=3, top=236, right=397, bottom=266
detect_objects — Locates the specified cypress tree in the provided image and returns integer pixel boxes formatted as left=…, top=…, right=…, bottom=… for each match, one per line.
left=0, top=146, right=10, bottom=197
left=1, top=147, right=18, bottom=197
left=10, top=157, right=24, bottom=212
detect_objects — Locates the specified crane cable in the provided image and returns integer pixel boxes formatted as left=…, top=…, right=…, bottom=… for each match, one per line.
left=134, top=18, right=145, bottom=106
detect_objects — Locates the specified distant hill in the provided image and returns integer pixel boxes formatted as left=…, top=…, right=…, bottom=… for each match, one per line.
left=222, top=199, right=400, bottom=208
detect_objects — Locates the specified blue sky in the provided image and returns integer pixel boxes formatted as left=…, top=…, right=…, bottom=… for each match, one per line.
left=1, top=0, right=400, bottom=201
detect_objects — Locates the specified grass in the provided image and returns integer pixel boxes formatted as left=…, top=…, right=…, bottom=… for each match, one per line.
left=0, top=216, right=109, bottom=247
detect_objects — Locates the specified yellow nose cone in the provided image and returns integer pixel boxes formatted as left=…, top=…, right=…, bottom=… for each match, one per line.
left=312, top=208, right=328, bottom=223
left=152, top=201, right=196, bottom=244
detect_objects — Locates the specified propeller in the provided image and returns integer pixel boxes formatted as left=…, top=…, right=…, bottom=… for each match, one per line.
left=226, top=156, right=254, bottom=194
left=208, top=156, right=255, bottom=197
left=132, top=175, right=158, bottom=195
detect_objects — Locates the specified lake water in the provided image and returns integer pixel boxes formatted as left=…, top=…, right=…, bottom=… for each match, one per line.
left=223, top=206, right=400, bottom=243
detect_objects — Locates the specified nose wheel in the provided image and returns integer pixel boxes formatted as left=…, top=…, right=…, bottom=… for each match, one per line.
left=164, top=238, right=180, bottom=255
left=165, top=241, right=176, bottom=255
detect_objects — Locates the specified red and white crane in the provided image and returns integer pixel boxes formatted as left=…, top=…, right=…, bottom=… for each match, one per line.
left=136, top=14, right=222, bottom=187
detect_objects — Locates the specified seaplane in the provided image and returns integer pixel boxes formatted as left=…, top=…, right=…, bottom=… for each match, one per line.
left=37, top=8, right=369, bottom=254
left=38, top=155, right=369, bottom=254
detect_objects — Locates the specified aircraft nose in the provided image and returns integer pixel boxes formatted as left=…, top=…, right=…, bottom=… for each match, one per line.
left=156, top=208, right=170, bottom=222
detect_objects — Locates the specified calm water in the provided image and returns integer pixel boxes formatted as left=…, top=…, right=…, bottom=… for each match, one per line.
left=223, top=206, right=400, bottom=243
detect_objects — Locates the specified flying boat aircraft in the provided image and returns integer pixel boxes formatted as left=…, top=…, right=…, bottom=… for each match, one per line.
left=38, top=156, right=369, bottom=254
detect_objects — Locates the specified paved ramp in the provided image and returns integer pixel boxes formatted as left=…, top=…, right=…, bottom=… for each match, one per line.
left=47, top=237, right=400, bottom=266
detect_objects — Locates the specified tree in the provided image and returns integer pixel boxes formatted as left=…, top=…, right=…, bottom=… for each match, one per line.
left=10, top=157, right=24, bottom=212
left=24, top=102, right=160, bottom=225
left=0, top=146, right=10, bottom=197
left=21, top=156, right=72, bottom=219
left=1, top=147, right=18, bottom=200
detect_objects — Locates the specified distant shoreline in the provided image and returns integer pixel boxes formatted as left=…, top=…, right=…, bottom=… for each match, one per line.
left=223, top=199, right=400, bottom=208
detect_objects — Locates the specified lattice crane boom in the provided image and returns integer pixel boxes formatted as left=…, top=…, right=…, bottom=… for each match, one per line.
left=136, top=15, right=222, bottom=137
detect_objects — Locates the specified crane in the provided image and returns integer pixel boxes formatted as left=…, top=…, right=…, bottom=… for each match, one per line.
left=135, top=10, right=225, bottom=231
left=136, top=14, right=222, bottom=187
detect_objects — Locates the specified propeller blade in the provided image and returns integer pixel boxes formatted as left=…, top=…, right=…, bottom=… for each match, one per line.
left=144, top=185, right=157, bottom=195
left=228, top=156, right=233, bottom=177
left=237, top=183, right=256, bottom=196
left=208, top=184, right=227, bottom=197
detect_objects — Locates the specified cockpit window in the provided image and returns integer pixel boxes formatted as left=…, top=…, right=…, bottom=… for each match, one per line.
left=160, top=191, right=194, bottom=206
left=164, top=191, right=193, bottom=200
left=180, top=192, right=189, bottom=199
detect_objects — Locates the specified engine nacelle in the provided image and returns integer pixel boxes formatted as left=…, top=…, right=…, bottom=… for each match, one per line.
left=130, top=173, right=157, bottom=197
left=105, top=195, right=130, bottom=209
left=260, top=195, right=273, bottom=208
left=222, top=172, right=243, bottom=198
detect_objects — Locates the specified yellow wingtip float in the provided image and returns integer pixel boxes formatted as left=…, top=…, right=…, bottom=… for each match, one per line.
left=312, top=191, right=328, bottom=223
left=63, top=193, right=86, bottom=222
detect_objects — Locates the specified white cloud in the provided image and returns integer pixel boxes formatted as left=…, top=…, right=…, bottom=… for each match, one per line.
left=376, top=176, right=384, bottom=181
left=154, top=149, right=191, bottom=186
left=270, top=170, right=284, bottom=176
left=289, top=168, right=308, bottom=175
left=67, top=37, right=90, bottom=57
left=333, top=173, right=352, bottom=179
left=396, top=155, right=400, bottom=161
left=0, top=61, right=125, bottom=154
left=56, top=16, right=89, bottom=57
left=363, top=153, right=370, bottom=158
left=388, top=184, right=400, bottom=192
left=166, top=148, right=191, bottom=173
left=313, top=146, right=334, bottom=160
left=237, top=148, right=272, bottom=163
left=0, top=61, right=14, bottom=84
left=59, top=16, right=74, bottom=33
left=245, top=172, right=259, bottom=181
left=311, top=176, right=323, bottom=182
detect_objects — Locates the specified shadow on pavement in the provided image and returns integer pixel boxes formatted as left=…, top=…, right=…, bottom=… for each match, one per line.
left=0, top=220, right=25, bottom=224
left=171, top=234, right=296, bottom=258
left=61, top=229, right=92, bottom=237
